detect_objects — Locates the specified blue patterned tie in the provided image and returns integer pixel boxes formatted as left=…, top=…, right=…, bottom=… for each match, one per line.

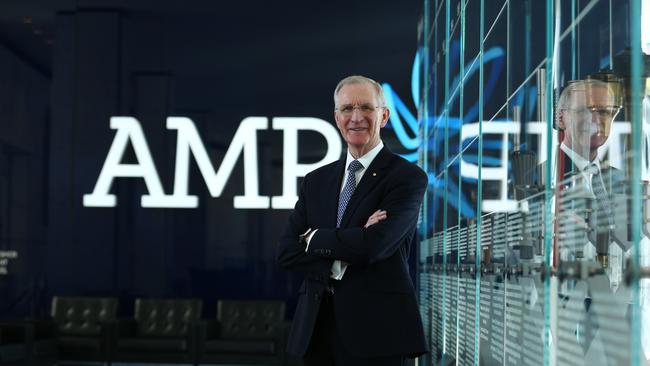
left=337, top=160, right=364, bottom=227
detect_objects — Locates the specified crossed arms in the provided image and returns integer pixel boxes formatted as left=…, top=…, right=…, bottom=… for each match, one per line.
left=276, top=166, right=427, bottom=275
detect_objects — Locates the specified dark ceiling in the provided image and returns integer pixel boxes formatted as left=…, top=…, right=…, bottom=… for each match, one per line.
left=0, top=0, right=422, bottom=80
left=0, top=0, right=423, bottom=150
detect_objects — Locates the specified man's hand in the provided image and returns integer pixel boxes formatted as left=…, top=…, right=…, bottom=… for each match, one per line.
left=365, top=210, right=387, bottom=228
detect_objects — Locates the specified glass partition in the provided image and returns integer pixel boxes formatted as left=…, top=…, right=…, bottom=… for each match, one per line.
left=418, top=0, right=648, bottom=365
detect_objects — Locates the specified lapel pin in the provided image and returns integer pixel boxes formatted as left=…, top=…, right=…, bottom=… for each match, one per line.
left=372, top=172, right=377, bottom=177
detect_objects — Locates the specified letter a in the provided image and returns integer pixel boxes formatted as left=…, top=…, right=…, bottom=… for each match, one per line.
left=83, top=117, right=167, bottom=207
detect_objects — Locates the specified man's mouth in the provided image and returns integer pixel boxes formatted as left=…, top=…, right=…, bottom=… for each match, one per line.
left=349, top=127, right=367, bottom=132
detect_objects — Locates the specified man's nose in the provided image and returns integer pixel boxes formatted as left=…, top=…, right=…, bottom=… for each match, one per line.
left=590, top=109, right=601, bottom=122
left=350, top=107, right=365, bottom=120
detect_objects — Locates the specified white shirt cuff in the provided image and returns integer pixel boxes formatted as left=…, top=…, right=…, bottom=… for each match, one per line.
left=301, top=228, right=346, bottom=280
left=330, top=260, right=348, bottom=280
left=303, top=229, right=318, bottom=252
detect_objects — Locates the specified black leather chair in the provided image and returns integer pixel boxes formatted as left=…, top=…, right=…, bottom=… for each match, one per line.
left=51, top=296, right=117, bottom=363
left=198, top=300, right=288, bottom=365
left=114, top=298, right=202, bottom=364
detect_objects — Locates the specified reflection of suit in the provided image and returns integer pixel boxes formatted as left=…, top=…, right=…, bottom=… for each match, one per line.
left=277, top=146, right=428, bottom=358
left=546, top=146, right=628, bottom=259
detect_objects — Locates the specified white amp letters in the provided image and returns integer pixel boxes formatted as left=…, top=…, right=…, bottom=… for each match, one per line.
left=83, top=116, right=342, bottom=209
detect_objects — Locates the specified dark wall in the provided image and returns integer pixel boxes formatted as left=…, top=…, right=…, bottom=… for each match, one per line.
left=0, top=1, right=422, bottom=319
left=0, top=40, right=49, bottom=318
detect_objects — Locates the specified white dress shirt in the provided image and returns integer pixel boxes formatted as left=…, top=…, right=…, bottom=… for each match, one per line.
left=560, top=142, right=602, bottom=196
left=305, top=141, right=385, bottom=280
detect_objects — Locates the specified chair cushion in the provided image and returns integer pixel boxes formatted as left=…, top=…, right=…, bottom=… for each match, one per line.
left=117, top=337, right=187, bottom=351
left=52, top=297, right=117, bottom=336
left=204, top=339, right=276, bottom=354
left=217, top=300, right=285, bottom=340
left=135, top=298, right=201, bottom=337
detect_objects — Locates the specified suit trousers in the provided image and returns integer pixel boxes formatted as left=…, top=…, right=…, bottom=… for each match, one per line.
left=303, top=289, right=408, bottom=366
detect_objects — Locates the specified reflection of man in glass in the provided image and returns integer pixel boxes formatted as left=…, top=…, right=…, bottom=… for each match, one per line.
left=556, top=79, right=620, bottom=172
left=554, top=79, right=624, bottom=357
left=554, top=79, right=622, bottom=266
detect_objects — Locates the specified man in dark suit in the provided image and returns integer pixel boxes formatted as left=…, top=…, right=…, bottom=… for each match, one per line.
left=551, top=78, right=636, bottom=357
left=553, top=78, right=625, bottom=264
left=277, top=75, right=428, bottom=366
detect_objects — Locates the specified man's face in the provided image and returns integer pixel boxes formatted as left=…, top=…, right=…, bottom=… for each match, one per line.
left=559, top=85, right=618, bottom=154
left=334, top=83, right=389, bottom=154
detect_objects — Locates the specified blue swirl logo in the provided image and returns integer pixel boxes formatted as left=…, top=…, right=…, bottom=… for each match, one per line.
left=382, top=41, right=537, bottom=220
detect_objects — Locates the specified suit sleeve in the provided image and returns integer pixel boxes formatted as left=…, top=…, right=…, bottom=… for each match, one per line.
left=307, top=165, right=427, bottom=265
left=276, top=173, right=333, bottom=275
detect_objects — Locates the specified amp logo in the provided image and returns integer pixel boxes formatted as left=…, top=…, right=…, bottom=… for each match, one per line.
left=83, top=116, right=342, bottom=209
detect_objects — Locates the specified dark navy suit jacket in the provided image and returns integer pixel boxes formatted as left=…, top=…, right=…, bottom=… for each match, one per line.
left=277, top=146, right=429, bottom=358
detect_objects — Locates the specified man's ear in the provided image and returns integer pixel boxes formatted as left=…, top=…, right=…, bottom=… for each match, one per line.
left=380, top=107, right=390, bottom=128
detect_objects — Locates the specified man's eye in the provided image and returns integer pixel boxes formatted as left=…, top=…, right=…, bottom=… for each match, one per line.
left=598, top=108, right=616, bottom=119
left=361, top=105, right=374, bottom=112
left=341, top=106, right=354, bottom=113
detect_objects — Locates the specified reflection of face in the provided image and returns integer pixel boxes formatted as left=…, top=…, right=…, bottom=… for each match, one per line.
left=559, top=84, right=618, bottom=159
left=334, top=83, right=389, bottom=156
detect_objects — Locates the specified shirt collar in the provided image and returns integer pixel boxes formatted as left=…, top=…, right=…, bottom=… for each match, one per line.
left=345, top=141, right=384, bottom=171
left=560, top=142, right=600, bottom=173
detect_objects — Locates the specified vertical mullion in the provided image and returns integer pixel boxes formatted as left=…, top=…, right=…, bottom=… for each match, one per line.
left=422, top=1, right=432, bottom=365
left=571, top=0, right=576, bottom=79
left=433, top=1, right=440, bottom=360
left=474, top=0, right=485, bottom=365
left=609, top=0, right=613, bottom=68
left=420, top=1, right=431, bottom=364
left=421, top=0, right=430, bottom=255
left=543, top=0, right=554, bottom=366
left=503, top=2, right=510, bottom=365
left=456, top=0, right=466, bottom=363
left=630, top=1, right=642, bottom=365
left=441, top=0, right=450, bottom=362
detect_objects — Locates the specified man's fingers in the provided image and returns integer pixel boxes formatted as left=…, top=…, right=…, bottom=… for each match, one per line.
left=365, top=210, right=388, bottom=228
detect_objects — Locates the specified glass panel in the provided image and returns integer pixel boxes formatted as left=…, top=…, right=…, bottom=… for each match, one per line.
left=418, top=0, right=649, bottom=365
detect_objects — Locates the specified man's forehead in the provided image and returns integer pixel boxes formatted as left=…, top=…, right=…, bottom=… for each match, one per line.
left=570, top=86, right=615, bottom=106
left=337, top=83, right=377, bottom=101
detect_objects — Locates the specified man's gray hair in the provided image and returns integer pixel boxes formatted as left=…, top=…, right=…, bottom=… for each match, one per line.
left=333, top=75, right=386, bottom=107
left=556, top=79, right=613, bottom=128
left=557, top=79, right=618, bottom=111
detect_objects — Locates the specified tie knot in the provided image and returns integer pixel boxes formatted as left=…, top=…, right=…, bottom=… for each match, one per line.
left=348, top=160, right=363, bottom=172
left=587, top=163, right=600, bottom=176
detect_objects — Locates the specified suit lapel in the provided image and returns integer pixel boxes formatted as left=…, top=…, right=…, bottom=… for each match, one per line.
left=339, top=147, right=394, bottom=228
